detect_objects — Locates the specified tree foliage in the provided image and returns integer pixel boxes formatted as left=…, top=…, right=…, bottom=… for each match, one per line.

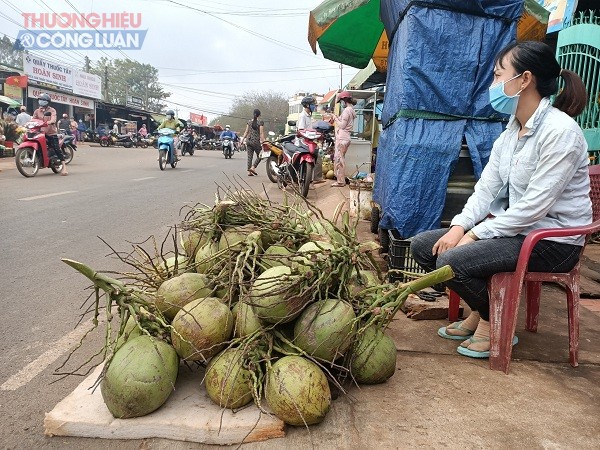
left=0, top=36, right=24, bottom=69
left=210, top=91, right=289, bottom=135
left=89, top=58, right=170, bottom=112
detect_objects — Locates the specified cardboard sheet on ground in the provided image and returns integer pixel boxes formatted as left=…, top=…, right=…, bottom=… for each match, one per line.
left=44, top=364, right=285, bottom=445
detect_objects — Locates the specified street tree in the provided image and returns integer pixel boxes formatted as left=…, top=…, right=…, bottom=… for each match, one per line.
left=0, top=36, right=23, bottom=69
left=89, top=57, right=170, bottom=112
left=211, top=91, right=289, bottom=135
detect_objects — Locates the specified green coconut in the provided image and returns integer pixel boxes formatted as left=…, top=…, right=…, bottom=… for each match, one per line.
left=325, top=169, right=335, bottom=179
left=101, top=335, right=179, bottom=418
left=265, top=356, right=331, bottom=426
left=348, top=270, right=381, bottom=297
left=115, top=315, right=143, bottom=350
left=155, top=273, right=212, bottom=320
left=292, top=241, right=336, bottom=273
left=180, top=229, right=209, bottom=259
left=293, top=299, right=357, bottom=361
left=233, top=301, right=262, bottom=338
left=260, top=244, right=293, bottom=271
left=350, top=326, right=397, bottom=384
left=156, top=254, right=189, bottom=276
left=195, top=241, right=223, bottom=275
left=205, top=348, right=253, bottom=409
left=249, top=266, right=305, bottom=324
left=171, top=297, right=233, bottom=361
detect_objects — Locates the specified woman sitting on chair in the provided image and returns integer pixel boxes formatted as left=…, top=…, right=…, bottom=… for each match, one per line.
left=411, top=41, right=591, bottom=359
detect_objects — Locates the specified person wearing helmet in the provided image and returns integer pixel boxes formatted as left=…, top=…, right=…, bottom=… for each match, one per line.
left=58, top=113, right=71, bottom=134
left=331, top=90, right=357, bottom=187
left=32, top=93, right=67, bottom=175
left=158, top=110, right=182, bottom=160
left=221, top=124, right=236, bottom=140
left=297, top=96, right=315, bottom=130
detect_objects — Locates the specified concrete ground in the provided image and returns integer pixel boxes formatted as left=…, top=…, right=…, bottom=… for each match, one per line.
left=2, top=150, right=600, bottom=448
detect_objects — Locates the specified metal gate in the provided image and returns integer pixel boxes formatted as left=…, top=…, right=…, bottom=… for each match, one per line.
left=556, top=11, right=600, bottom=164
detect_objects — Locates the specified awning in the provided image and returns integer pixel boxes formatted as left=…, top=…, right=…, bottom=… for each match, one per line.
left=347, top=60, right=377, bottom=90
left=0, top=95, right=21, bottom=107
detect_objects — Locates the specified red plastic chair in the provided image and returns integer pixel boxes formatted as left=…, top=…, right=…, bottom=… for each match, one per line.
left=448, top=164, right=600, bottom=373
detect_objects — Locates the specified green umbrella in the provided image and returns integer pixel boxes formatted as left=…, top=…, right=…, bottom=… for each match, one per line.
left=308, top=0, right=388, bottom=72
left=0, top=95, right=21, bottom=108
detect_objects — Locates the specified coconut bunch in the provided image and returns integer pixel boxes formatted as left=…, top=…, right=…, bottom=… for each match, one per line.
left=60, top=184, right=453, bottom=426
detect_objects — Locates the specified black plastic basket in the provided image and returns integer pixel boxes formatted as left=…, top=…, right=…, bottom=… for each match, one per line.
left=387, top=229, right=426, bottom=283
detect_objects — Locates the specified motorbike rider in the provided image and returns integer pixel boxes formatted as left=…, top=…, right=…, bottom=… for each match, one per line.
left=297, top=96, right=325, bottom=185
left=32, top=93, right=67, bottom=176
left=158, top=110, right=182, bottom=160
left=220, top=125, right=237, bottom=152
left=57, top=114, right=71, bottom=134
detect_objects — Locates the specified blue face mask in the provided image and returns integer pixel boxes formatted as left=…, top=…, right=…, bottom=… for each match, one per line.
left=309, top=104, right=316, bottom=113
left=488, top=73, right=523, bottom=115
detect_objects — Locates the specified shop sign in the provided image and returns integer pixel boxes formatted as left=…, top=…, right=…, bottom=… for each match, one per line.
left=189, top=112, right=207, bottom=126
left=23, top=54, right=72, bottom=92
left=126, top=95, right=144, bottom=108
left=28, top=87, right=94, bottom=109
left=73, top=69, right=102, bottom=99
left=3, top=84, right=23, bottom=101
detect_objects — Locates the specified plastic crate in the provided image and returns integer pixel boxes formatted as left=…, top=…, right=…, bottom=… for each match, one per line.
left=387, top=229, right=426, bottom=283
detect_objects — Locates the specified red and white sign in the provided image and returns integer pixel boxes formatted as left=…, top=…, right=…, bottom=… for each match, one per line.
left=28, top=87, right=94, bottom=109
left=23, top=54, right=72, bottom=91
left=189, top=112, right=207, bottom=126
left=73, top=69, right=102, bottom=99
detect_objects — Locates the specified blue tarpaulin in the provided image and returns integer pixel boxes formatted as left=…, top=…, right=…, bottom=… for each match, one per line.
left=373, top=0, right=524, bottom=238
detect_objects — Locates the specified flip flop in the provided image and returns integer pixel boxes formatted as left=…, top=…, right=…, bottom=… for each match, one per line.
left=456, top=335, right=519, bottom=359
left=437, top=321, right=474, bottom=340
left=249, top=168, right=258, bottom=175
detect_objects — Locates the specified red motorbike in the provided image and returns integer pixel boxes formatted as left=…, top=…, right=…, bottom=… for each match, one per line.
left=15, top=117, right=65, bottom=178
left=263, top=120, right=332, bottom=197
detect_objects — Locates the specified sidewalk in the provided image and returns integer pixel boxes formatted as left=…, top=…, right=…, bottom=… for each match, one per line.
left=267, top=184, right=600, bottom=449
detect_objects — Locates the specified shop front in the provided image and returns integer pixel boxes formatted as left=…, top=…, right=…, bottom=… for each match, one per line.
left=27, top=86, right=95, bottom=126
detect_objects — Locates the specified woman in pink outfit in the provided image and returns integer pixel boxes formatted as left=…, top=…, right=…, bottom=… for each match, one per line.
left=332, top=91, right=356, bottom=187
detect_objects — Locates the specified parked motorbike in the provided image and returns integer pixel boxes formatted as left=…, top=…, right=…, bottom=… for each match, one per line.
left=157, top=128, right=178, bottom=170
left=263, top=123, right=327, bottom=197
left=58, top=131, right=77, bottom=165
left=15, top=117, right=66, bottom=178
left=222, top=137, right=234, bottom=159
left=261, top=133, right=295, bottom=184
left=100, top=131, right=134, bottom=148
left=131, top=132, right=148, bottom=148
left=179, top=131, right=195, bottom=156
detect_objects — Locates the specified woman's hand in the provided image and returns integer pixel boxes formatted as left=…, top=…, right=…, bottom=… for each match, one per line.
left=432, top=226, right=465, bottom=255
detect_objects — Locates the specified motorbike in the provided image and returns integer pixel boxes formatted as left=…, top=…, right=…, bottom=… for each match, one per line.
left=100, top=131, right=134, bottom=148
left=261, top=133, right=295, bottom=184
left=131, top=132, right=148, bottom=148
left=222, top=137, right=234, bottom=159
left=15, top=117, right=66, bottom=178
left=58, top=130, right=77, bottom=165
left=157, top=128, right=178, bottom=170
left=179, top=130, right=195, bottom=156
left=263, top=123, right=329, bottom=198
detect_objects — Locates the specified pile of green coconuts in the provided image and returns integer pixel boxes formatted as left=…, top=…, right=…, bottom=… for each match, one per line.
left=62, top=186, right=452, bottom=427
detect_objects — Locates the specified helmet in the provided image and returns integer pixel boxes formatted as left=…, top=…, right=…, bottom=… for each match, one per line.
left=62, top=113, right=68, bottom=118
left=225, top=124, right=231, bottom=129
left=336, top=90, right=352, bottom=102
left=301, top=96, right=316, bottom=108
left=38, top=93, right=51, bottom=106
left=166, top=109, right=174, bottom=116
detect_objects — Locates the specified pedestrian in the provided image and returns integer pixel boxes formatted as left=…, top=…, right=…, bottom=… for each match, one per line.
left=70, top=118, right=78, bottom=143
left=410, top=41, right=590, bottom=359
left=139, top=123, right=148, bottom=137
left=15, top=106, right=31, bottom=126
left=331, top=91, right=356, bottom=187
left=360, top=109, right=380, bottom=173
left=33, top=93, right=67, bottom=176
left=77, top=119, right=87, bottom=141
left=241, top=109, right=265, bottom=176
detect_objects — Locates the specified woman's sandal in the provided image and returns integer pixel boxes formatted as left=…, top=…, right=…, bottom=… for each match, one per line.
left=456, top=335, right=518, bottom=359
left=437, top=321, right=475, bottom=340
left=249, top=168, right=258, bottom=175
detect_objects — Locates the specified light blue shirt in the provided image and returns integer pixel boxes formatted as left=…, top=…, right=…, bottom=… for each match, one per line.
left=451, top=97, right=592, bottom=246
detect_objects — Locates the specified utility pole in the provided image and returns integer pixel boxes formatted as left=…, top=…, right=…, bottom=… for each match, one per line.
left=104, top=66, right=109, bottom=101
left=144, top=76, right=148, bottom=110
left=84, top=56, right=90, bottom=72
left=339, top=64, right=343, bottom=90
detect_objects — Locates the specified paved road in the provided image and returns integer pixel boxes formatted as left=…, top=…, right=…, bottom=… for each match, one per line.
left=0, top=144, right=291, bottom=448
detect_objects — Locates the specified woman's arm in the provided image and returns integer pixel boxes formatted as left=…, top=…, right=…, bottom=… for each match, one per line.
left=259, top=124, right=265, bottom=142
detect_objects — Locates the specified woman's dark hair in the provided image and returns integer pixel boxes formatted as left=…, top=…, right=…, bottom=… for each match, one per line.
left=495, top=41, right=587, bottom=117
left=252, top=108, right=261, bottom=130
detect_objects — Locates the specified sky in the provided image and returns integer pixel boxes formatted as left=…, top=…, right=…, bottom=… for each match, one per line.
left=0, top=0, right=360, bottom=122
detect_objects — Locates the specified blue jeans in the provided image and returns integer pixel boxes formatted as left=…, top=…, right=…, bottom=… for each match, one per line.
left=410, top=229, right=581, bottom=321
